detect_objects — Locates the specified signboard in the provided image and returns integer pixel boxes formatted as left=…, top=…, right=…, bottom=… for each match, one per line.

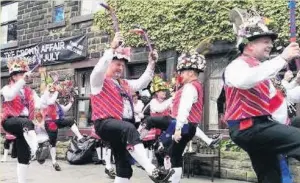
left=1, top=35, right=87, bottom=68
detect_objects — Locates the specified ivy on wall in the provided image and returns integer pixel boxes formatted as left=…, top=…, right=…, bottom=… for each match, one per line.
left=220, top=139, right=242, bottom=152
left=94, top=0, right=300, bottom=52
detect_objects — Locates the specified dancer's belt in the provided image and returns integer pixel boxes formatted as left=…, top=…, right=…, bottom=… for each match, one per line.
left=227, top=115, right=271, bottom=130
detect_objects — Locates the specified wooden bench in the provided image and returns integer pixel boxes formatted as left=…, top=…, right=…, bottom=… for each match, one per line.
left=183, top=137, right=221, bottom=182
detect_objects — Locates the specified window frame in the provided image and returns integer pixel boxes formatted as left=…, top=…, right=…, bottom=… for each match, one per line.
left=74, top=68, right=93, bottom=128
left=52, top=4, right=65, bottom=23
left=0, top=1, right=18, bottom=45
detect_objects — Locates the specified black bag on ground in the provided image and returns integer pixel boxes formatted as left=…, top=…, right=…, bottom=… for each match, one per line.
left=66, top=136, right=96, bottom=165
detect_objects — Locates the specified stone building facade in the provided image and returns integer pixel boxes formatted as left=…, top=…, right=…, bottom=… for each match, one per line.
left=0, top=0, right=177, bottom=130
left=2, top=1, right=300, bottom=182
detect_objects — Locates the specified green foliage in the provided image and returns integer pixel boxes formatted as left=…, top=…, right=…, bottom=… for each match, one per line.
left=220, top=138, right=242, bottom=152
left=94, top=0, right=300, bottom=52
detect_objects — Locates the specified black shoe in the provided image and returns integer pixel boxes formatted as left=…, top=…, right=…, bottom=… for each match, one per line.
left=105, top=168, right=116, bottom=179
left=53, top=163, right=61, bottom=171
left=94, top=160, right=105, bottom=165
left=149, top=168, right=175, bottom=183
left=78, top=137, right=87, bottom=143
left=209, top=134, right=222, bottom=148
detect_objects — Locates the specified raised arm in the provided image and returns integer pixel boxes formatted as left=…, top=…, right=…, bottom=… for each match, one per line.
left=90, top=49, right=114, bottom=95
left=225, top=56, right=287, bottom=89
left=126, top=50, right=157, bottom=91
left=225, top=43, right=300, bottom=89
left=1, top=79, right=26, bottom=101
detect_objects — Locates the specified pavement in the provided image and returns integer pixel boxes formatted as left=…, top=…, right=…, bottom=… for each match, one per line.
left=0, top=158, right=250, bottom=183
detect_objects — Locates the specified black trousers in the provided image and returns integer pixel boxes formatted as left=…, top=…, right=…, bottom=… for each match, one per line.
left=229, top=116, right=300, bottom=183
left=45, top=118, right=75, bottom=147
left=144, top=116, right=196, bottom=167
left=2, top=117, right=34, bottom=164
left=94, top=118, right=141, bottom=179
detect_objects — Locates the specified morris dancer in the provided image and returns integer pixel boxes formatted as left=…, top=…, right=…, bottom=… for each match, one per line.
left=141, top=76, right=221, bottom=150
left=40, top=84, right=84, bottom=171
left=147, top=75, right=172, bottom=167
left=225, top=8, right=300, bottom=182
left=140, top=51, right=214, bottom=182
left=1, top=58, right=40, bottom=183
left=90, top=32, right=174, bottom=183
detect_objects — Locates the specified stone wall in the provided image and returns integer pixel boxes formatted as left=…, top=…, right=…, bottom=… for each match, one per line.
left=15, top=1, right=106, bottom=57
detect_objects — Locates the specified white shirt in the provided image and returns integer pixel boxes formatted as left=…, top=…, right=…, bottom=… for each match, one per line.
left=90, top=49, right=154, bottom=119
left=282, top=79, right=298, bottom=90
left=175, top=83, right=198, bottom=129
left=133, top=100, right=144, bottom=122
left=40, top=91, right=73, bottom=120
left=224, top=55, right=300, bottom=124
left=224, top=56, right=287, bottom=89
left=1, top=79, right=41, bottom=116
left=149, top=98, right=173, bottom=114
left=34, top=120, right=49, bottom=143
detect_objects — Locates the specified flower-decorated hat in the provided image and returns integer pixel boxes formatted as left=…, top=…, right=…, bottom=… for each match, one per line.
left=6, top=57, right=30, bottom=76
left=176, top=51, right=206, bottom=72
left=150, top=75, right=169, bottom=93
left=113, top=47, right=131, bottom=62
left=229, top=8, right=277, bottom=51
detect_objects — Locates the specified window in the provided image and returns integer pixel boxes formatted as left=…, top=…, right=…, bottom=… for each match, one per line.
left=80, top=0, right=104, bottom=16
left=1, top=77, right=9, bottom=88
left=0, top=2, right=18, bottom=44
left=53, top=0, right=64, bottom=23
left=75, top=69, right=93, bottom=128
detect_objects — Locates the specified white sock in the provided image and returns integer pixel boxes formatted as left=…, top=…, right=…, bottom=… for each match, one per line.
left=104, top=148, right=112, bottom=170
left=169, top=167, right=182, bottom=183
left=9, top=142, right=13, bottom=152
left=148, top=149, right=153, bottom=163
left=164, top=156, right=171, bottom=170
left=114, top=176, right=130, bottom=183
left=128, top=143, right=155, bottom=175
left=189, top=141, right=193, bottom=151
left=50, top=147, right=57, bottom=164
left=71, top=124, right=83, bottom=140
left=96, top=147, right=102, bottom=160
left=1, top=149, right=9, bottom=162
left=195, top=127, right=212, bottom=145
left=23, top=130, right=38, bottom=155
left=17, top=163, right=28, bottom=183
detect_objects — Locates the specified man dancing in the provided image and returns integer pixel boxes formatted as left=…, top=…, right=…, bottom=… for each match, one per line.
left=225, top=8, right=300, bottom=183
left=40, top=83, right=84, bottom=171
left=90, top=32, right=174, bottom=183
left=1, top=58, right=40, bottom=183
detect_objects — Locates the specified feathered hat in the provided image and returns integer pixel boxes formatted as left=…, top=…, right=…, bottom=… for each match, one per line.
left=150, top=75, right=169, bottom=93
left=113, top=47, right=131, bottom=62
left=6, top=57, right=30, bottom=76
left=229, top=8, right=277, bottom=51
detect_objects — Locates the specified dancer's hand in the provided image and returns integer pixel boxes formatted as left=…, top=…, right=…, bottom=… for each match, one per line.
left=111, top=32, right=123, bottom=50
left=284, top=70, right=294, bottom=82
left=148, top=49, right=158, bottom=70
left=281, top=42, right=300, bottom=62
left=173, top=129, right=182, bottom=143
